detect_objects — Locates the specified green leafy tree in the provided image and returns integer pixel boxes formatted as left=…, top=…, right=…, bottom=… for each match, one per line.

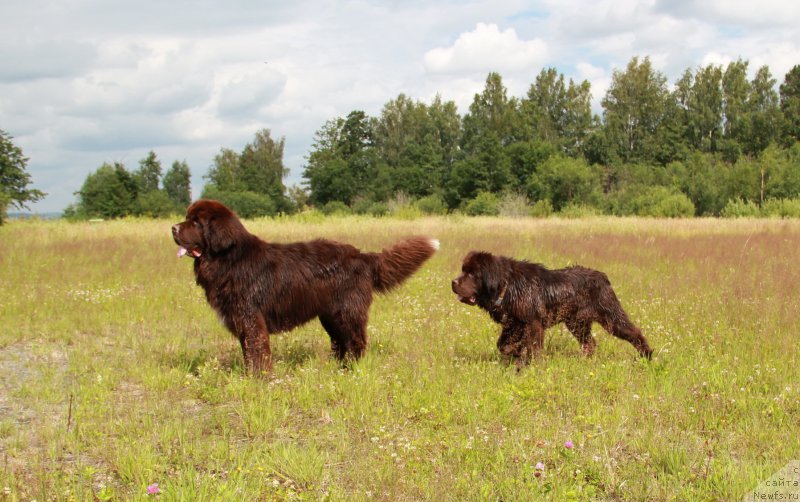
left=450, top=132, right=509, bottom=203
left=203, top=129, right=290, bottom=214
left=670, top=68, right=694, bottom=155
left=602, top=57, right=670, bottom=163
left=450, top=73, right=516, bottom=204
left=561, top=79, right=594, bottom=156
left=687, top=64, right=723, bottom=152
left=373, top=94, right=445, bottom=197
left=505, top=140, right=557, bottom=190
left=427, top=95, right=462, bottom=173
left=76, top=162, right=138, bottom=218
left=721, top=156, right=761, bottom=204
left=424, top=95, right=462, bottom=205
left=0, top=130, right=46, bottom=223
left=654, top=92, right=691, bottom=165
left=744, top=66, right=781, bottom=155
left=201, top=185, right=276, bottom=218
left=303, top=111, right=378, bottom=206
left=463, top=191, right=500, bottom=216
left=780, top=65, right=800, bottom=145
left=287, top=184, right=310, bottom=211
left=137, top=190, right=174, bottom=218
left=206, top=148, right=243, bottom=192
left=721, top=60, right=750, bottom=149
left=522, top=68, right=593, bottom=156
left=134, top=151, right=162, bottom=193
left=465, top=72, right=519, bottom=145
left=668, top=153, right=725, bottom=215
left=763, top=144, right=800, bottom=201
left=526, top=155, right=599, bottom=211
left=163, top=160, right=191, bottom=211
left=610, top=185, right=695, bottom=217
left=239, top=129, right=289, bottom=206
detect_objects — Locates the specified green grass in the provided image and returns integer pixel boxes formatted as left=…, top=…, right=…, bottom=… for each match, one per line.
left=1, top=215, right=799, bottom=500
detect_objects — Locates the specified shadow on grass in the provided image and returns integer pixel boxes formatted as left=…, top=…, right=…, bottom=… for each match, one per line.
left=161, top=347, right=244, bottom=375
left=451, top=346, right=500, bottom=366
left=274, top=342, right=318, bottom=369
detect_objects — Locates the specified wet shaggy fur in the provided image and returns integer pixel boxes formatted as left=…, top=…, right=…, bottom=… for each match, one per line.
left=172, top=199, right=438, bottom=375
left=452, top=251, right=652, bottom=367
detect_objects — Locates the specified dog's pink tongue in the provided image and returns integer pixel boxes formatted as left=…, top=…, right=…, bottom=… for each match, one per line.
left=177, top=247, right=188, bottom=258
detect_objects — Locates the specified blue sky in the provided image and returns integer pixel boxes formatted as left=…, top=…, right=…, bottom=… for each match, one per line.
left=2, top=0, right=799, bottom=213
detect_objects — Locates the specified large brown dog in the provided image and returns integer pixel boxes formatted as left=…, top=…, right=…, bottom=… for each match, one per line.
left=452, top=251, right=652, bottom=366
left=172, top=199, right=438, bottom=375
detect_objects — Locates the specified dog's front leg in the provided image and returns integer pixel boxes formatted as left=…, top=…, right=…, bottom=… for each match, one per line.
left=498, top=320, right=540, bottom=369
left=236, top=313, right=272, bottom=377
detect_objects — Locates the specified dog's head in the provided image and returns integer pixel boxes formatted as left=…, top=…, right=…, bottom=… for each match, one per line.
left=171, top=199, right=246, bottom=258
left=451, top=251, right=507, bottom=306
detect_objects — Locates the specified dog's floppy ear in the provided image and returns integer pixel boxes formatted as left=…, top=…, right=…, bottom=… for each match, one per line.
left=478, top=253, right=506, bottom=294
left=201, top=212, right=244, bottom=253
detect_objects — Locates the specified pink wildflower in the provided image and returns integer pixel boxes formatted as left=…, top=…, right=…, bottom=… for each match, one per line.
left=147, top=483, right=161, bottom=495
left=564, top=440, right=574, bottom=449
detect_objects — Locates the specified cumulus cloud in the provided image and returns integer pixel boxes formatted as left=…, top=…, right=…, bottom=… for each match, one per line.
left=424, top=23, right=548, bottom=75
left=0, top=39, right=96, bottom=82
left=1, top=0, right=798, bottom=212
left=216, top=69, right=288, bottom=120
left=58, top=114, right=185, bottom=152
left=655, top=0, right=800, bottom=28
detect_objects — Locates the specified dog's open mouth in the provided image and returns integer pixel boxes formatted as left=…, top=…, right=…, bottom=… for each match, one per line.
left=177, top=246, right=202, bottom=258
left=457, top=295, right=477, bottom=305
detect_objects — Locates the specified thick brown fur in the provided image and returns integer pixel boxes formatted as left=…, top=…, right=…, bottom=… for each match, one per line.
left=452, top=251, right=652, bottom=367
left=172, top=199, right=438, bottom=375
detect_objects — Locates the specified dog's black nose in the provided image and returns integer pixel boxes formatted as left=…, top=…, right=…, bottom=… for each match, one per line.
left=451, top=279, right=458, bottom=287
left=172, top=224, right=180, bottom=236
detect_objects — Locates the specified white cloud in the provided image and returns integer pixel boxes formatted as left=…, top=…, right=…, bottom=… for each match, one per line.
left=1, top=0, right=798, bottom=212
left=216, top=69, right=288, bottom=120
left=424, top=23, right=548, bottom=75
left=656, top=0, right=800, bottom=29
left=0, top=38, right=96, bottom=81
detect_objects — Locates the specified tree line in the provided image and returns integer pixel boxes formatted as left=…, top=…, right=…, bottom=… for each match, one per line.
left=65, top=129, right=296, bottom=219
left=65, top=152, right=191, bottom=219
left=304, top=57, right=800, bottom=217
left=19, top=55, right=800, bottom=220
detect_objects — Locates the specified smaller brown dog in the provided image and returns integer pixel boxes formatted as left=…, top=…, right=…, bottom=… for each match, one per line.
left=452, top=251, right=652, bottom=367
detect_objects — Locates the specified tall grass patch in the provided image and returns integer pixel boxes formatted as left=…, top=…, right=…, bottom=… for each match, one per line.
left=0, top=216, right=798, bottom=499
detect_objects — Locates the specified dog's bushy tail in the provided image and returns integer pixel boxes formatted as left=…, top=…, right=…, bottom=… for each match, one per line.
left=369, top=237, right=439, bottom=293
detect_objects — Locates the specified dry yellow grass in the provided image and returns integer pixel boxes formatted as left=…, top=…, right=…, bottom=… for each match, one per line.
left=0, top=215, right=798, bottom=500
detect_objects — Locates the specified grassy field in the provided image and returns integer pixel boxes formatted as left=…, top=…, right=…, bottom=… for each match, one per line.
left=0, top=215, right=798, bottom=501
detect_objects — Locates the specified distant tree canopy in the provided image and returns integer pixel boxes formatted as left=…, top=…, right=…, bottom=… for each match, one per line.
left=65, top=129, right=293, bottom=220
left=0, top=129, right=46, bottom=224
left=62, top=57, right=800, bottom=220
left=303, top=57, right=800, bottom=217
left=201, top=128, right=291, bottom=217
left=67, top=151, right=191, bottom=219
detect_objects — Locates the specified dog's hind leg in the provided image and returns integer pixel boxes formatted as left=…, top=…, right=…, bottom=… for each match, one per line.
left=320, top=310, right=369, bottom=364
left=565, top=318, right=596, bottom=357
left=320, top=315, right=349, bottom=361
